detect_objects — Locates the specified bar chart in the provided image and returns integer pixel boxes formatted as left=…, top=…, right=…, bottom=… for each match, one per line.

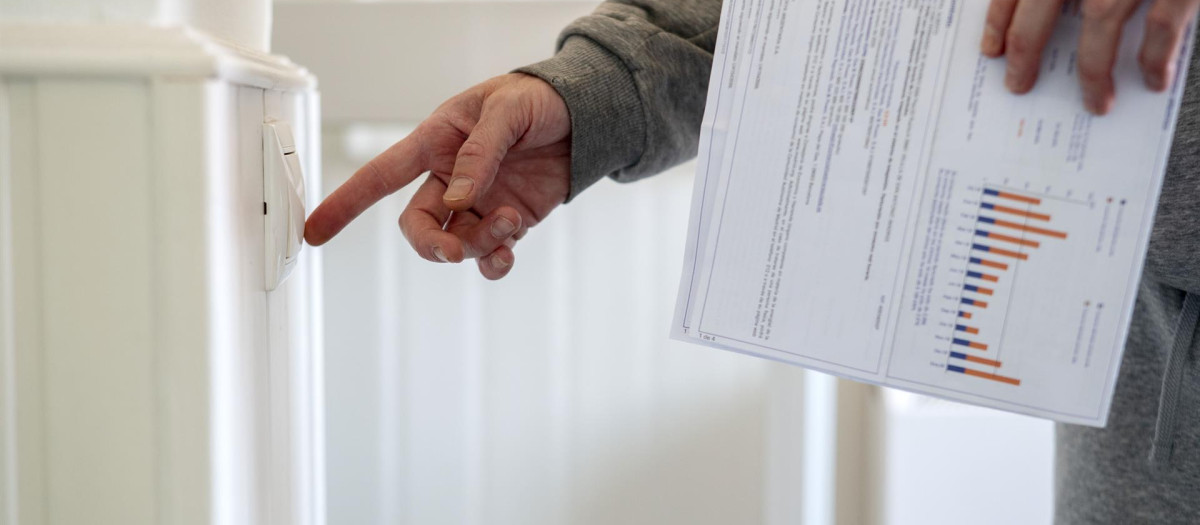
left=673, top=0, right=1187, bottom=426
left=887, top=163, right=1146, bottom=422
left=945, top=187, right=1072, bottom=387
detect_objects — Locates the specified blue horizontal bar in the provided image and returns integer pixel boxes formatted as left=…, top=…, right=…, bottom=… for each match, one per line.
left=947, top=364, right=967, bottom=374
left=976, top=230, right=991, bottom=238
left=955, top=325, right=970, bottom=332
left=967, top=270, right=984, bottom=279
left=949, top=351, right=968, bottom=360
left=952, top=338, right=972, bottom=347
left=981, top=202, right=996, bottom=210
left=972, top=243, right=991, bottom=252
left=958, top=311, right=968, bottom=317
left=978, top=216, right=996, bottom=225
left=983, top=189, right=1000, bottom=197
left=964, top=284, right=981, bottom=293
left=961, top=297, right=978, bottom=306
left=969, top=257, right=984, bottom=265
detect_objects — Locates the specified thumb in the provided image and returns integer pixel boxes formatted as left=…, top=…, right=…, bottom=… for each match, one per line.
left=443, top=101, right=524, bottom=210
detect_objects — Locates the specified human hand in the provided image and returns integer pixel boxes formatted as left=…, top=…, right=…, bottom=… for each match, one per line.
left=304, top=73, right=571, bottom=279
left=981, top=0, right=1198, bottom=114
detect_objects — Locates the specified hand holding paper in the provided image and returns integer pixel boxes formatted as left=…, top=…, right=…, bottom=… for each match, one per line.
left=982, top=0, right=1200, bottom=113
left=673, top=0, right=1194, bottom=425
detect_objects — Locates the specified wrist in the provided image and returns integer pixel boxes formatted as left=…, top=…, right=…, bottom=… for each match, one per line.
left=516, top=36, right=644, bottom=202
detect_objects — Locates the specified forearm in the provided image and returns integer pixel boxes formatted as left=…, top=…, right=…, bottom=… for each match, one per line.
left=517, top=0, right=722, bottom=201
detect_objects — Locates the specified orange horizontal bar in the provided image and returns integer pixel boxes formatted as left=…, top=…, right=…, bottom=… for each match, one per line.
left=995, top=191, right=1041, bottom=205
left=967, top=341, right=988, bottom=350
left=978, top=273, right=999, bottom=283
left=991, top=204, right=1051, bottom=222
left=982, top=231, right=1040, bottom=248
left=962, top=326, right=979, bottom=335
left=982, top=245, right=1030, bottom=260
left=960, top=311, right=973, bottom=319
left=990, top=218, right=1068, bottom=239
left=962, top=368, right=1021, bottom=386
left=973, top=258, right=1009, bottom=271
left=974, top=286, right=994, bottom=296
left=963, top=354, right=1003, bottom=367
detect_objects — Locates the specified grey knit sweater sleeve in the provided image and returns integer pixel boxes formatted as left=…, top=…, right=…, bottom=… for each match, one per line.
left=516, top=0, right=722, bottom=201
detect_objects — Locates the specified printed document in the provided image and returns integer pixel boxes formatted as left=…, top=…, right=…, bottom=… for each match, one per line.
left=673, top=0, right=1194, bottom=425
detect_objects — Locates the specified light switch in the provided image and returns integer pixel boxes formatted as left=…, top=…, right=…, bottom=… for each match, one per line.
left=263, top=119, right=306, bottom=291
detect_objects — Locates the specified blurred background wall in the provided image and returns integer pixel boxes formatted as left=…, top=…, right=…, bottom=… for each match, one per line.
left=273, top=2, right=1056, bottom=525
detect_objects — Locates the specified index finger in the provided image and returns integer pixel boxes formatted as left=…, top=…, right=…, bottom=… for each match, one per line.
left=1003, top=0, right=1067, bottom=94
left=304, top=132, right=429, bottom=246
left=1078, top=0, right=1143, bottom=114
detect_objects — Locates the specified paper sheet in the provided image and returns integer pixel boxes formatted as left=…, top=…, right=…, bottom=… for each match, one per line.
left=673, top=0, right=1194, bottom=426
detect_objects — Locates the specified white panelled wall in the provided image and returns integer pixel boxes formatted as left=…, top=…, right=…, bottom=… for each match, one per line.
left=0, top=24, right=324, bottom=525
left=0, top=2, right=1057, bottom=524
left=275, top=2, right=1055, bottom=524
left=315, top=127, right=1056, bottom=525
left=319, top=124, right=843, bottom=525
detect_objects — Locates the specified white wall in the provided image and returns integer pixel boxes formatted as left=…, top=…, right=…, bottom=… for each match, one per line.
left=880, top=391, right=1054, bottom=525
left=318, top=124, right=824, bottom=525
left=0, top=26, right=322, bottom=525
left=274, top=3, right=1057, bottom=524
left=0, top=0, right=271, bottom=52
left=0, top=0, right=160, bottom=22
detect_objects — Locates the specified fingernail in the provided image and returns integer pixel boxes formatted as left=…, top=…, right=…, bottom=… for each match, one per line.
left=1005, top=66, right=1024, bottom=93
left=1085, top=95, right=1110, bottom=116
left=444, top=177, right=474, bottom=201
left=433, top=246, right=449, bottom=262
left=491, top=216, right=516, bottom=238
left=491, top=254, right=510, bottom=270
left=1145, top=71, right=1167, bottom=91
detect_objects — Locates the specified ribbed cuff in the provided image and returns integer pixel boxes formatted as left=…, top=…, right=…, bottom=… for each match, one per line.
left=516, top=36, right=644, bottom=202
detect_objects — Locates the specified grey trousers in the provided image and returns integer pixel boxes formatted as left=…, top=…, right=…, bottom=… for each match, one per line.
left=1055, top=278, right=1200, bottom=524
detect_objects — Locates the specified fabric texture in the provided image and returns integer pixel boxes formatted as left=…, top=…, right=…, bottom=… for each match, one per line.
left=517, top=0, right=721, bottom=200
left=1055, top=283, right=1200, bottom=524
left=518, top=1, right=1200, bottom=522
left=1055, top=32, right=1200, bottom=524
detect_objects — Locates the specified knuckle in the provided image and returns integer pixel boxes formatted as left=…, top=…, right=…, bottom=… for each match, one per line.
left=409, top=129, right=433, bottom=165
left=397, top=210, right=423, bottom=242
left=1078, top=63, right=1110, bottom=84
left=1139, top=50, right=1168, bottom=74
left=361, top=158, right=392, bottom=196
left=1005, top=30, right=1037, bottom=57
left=463, top=230, right=489, bottom=252
left=1144, top=8, right=1179, bottom=36
left=1081, top=0, right=1121, bottom=21
left=493, top=89, right=524, bottom=108
left=456, top=139, right=500, bottom=166
left=989, top=0, right=1018, bottom=15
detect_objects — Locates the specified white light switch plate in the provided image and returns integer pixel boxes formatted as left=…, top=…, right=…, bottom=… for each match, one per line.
left=263, top=119, right=306, bottom=291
